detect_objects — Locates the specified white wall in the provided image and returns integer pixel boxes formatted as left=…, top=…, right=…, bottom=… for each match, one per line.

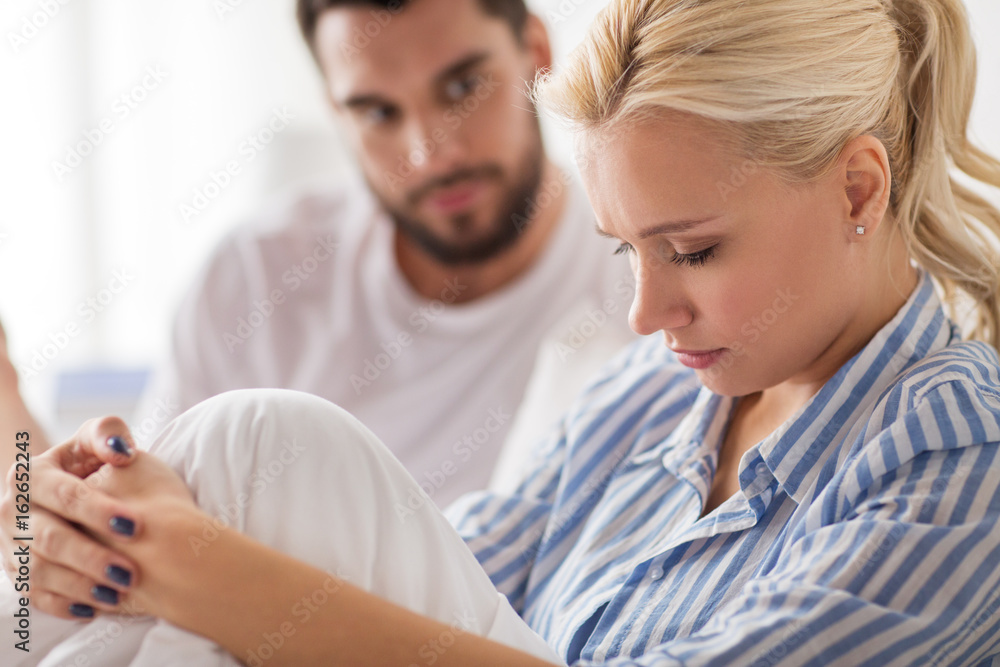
left=0, top=0, right=998, bottom=426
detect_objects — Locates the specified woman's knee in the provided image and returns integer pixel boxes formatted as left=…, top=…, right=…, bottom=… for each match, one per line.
left=193, top=388, right=337, bottom=457
left=145, top=389, right=422, bottom=563
left=146, top=388, right=391, bottom=495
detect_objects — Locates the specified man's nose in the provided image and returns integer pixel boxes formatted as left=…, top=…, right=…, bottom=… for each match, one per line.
left=401, top=111, right=469, bottom=177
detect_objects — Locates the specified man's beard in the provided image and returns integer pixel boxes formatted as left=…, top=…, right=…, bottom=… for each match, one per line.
left=371, top=134, right=545, bottom=266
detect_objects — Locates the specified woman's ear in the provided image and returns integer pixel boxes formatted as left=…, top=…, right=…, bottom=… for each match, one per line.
left=840, top=135, right=892, bottom=238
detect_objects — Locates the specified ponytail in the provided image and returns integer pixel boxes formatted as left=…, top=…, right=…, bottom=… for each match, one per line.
left=885, top=0, right=1000, bottom=350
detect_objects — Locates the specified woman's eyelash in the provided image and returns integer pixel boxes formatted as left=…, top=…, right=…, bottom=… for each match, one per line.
left=672, top=245, right=716, bottom=267
left=613, top=243, right=717, bottom=268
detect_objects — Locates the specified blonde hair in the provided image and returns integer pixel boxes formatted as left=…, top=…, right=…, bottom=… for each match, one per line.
left=538, top=0, right=1000, bottom=351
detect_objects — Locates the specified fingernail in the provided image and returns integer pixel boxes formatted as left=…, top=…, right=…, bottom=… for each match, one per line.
left=106, top=565, right=132, bottom=587
left=107, top=435, right=132, bottom=457
left=109, top=516, right=135, bottom=536
left=69, top=603, right=95, bottom=618
left=92, top=585, right=119, bottom=605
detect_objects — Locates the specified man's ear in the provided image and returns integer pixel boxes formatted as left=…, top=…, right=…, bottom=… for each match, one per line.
left=840, top=135, right=892, bottom=238
left=521, top=14, right=553, bottom=78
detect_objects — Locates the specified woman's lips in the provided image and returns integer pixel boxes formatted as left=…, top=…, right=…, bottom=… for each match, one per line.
left=673, top=348, right=727, bottom=369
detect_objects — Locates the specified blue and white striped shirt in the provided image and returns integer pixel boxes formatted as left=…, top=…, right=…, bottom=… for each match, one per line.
left=446, top=267, right=1000, bottom=666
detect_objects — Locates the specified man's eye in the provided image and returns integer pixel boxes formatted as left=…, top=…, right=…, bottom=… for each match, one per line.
left=614, top=242, right=634, bottom=256
left=445, top=76, right=479, bottom=101
left=364, top=106, right=397, bottom=125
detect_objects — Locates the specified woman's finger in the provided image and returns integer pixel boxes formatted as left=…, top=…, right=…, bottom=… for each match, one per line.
left=28, top=458, right=143, bottom=543
left=30, top=589, right=102, bottom=622
left=31, top=559, right=127, bottom=613
left=29, top=507, right=138, bottom=590
left=58, top=415, right=138, bottom=477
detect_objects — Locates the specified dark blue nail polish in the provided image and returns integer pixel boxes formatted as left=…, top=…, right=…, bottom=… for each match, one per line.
left=92, top=585, right=119, bottom=605
left=107, top=436, right=132, bottom=456
left=109, top=516, right=135, bottom=536
left=69, top=603, right=95, bottom=618
left=106, top=565, right=132, bottom=587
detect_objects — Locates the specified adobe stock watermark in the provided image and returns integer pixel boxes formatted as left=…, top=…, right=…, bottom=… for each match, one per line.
left=222, top=234, right=338, bottom=352
left=517, top=446, right=632, bottom=567
left=8, top=0, right=74, bottom=54
left=849, top=457, right=972, bottom=580
left=8, top=457, right=152, bottom=658
left=16, top=268, right=136, bottom=381
left=73, top=599, right=150, bottom=663
left=749, top=617, right=812, bottom=667
left=701, top=287, right=801, bottom=381
left=511, top=167, right=573, bottom=235
left=51, top=66, right=169, bottom=183
left=245, top=568, right=351, bottom=666
left=406, top=609, right=477, bottom=667
left=929, top=584, right=1000, bottom=666
left=552, top=298, right=625, bottom=362
left=716, top=158, right=760, bottom=203
left=394, top=406, right=511, bottom=522
left=188, top=438, right=307, bottom=556
left=179, top=106, right=296, bottom=224
left=544, top=0, right=595, bottom=25
left=350, top=277, right=467, bottom=395
left=338, top=1, right=403, bottom=63
left=382, top=74, right=502, bottom=192
left=213, top=0, right=255, bottom=21
left=131, top=395, right=180, bottom=445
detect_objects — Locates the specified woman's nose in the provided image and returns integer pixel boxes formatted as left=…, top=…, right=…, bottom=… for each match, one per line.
left=628, top=262, right=692, bottom=336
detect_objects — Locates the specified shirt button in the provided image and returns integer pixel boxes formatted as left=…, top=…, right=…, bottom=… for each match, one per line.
left=649, top=567, right=664, bottom=581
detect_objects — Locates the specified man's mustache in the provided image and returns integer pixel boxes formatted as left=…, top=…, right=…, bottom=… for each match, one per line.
left=407, top=165, right=503, bottom=206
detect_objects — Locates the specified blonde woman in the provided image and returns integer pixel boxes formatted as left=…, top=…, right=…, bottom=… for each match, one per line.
left=3, top=0, right=1000, bottom=664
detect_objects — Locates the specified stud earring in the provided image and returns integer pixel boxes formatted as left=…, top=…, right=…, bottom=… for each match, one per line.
left=855, top=225, right=866, bottom=235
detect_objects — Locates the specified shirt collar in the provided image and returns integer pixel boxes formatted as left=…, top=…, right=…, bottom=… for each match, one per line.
left=757, top=266, right=957, bottom=503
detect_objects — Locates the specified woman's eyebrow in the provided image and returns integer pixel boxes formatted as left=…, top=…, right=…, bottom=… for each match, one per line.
left=595, top=217, right=720, bottom=240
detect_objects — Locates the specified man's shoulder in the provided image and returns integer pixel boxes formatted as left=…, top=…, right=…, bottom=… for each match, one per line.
left=219, top=180, right=374, bottom=259
left=193, top=180, right=377, bottom=288
left=175, top=179, right=379, bottom=325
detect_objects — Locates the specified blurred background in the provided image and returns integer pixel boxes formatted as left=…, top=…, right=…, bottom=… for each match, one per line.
left=0, top=0, right=998, bottom=441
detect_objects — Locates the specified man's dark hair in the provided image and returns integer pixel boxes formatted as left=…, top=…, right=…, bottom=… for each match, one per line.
left=297, top=0, right=529, bottom=57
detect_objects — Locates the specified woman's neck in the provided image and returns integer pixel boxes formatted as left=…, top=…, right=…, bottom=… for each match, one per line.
left=755, top=235, right=920, bottom=426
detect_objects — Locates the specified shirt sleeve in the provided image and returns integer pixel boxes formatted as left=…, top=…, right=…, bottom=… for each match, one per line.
left=446, top=337, right=690, bottom=615
left=444, top=414, right=570, bottom=614
left=577, top=379, right=1000, bottom=666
